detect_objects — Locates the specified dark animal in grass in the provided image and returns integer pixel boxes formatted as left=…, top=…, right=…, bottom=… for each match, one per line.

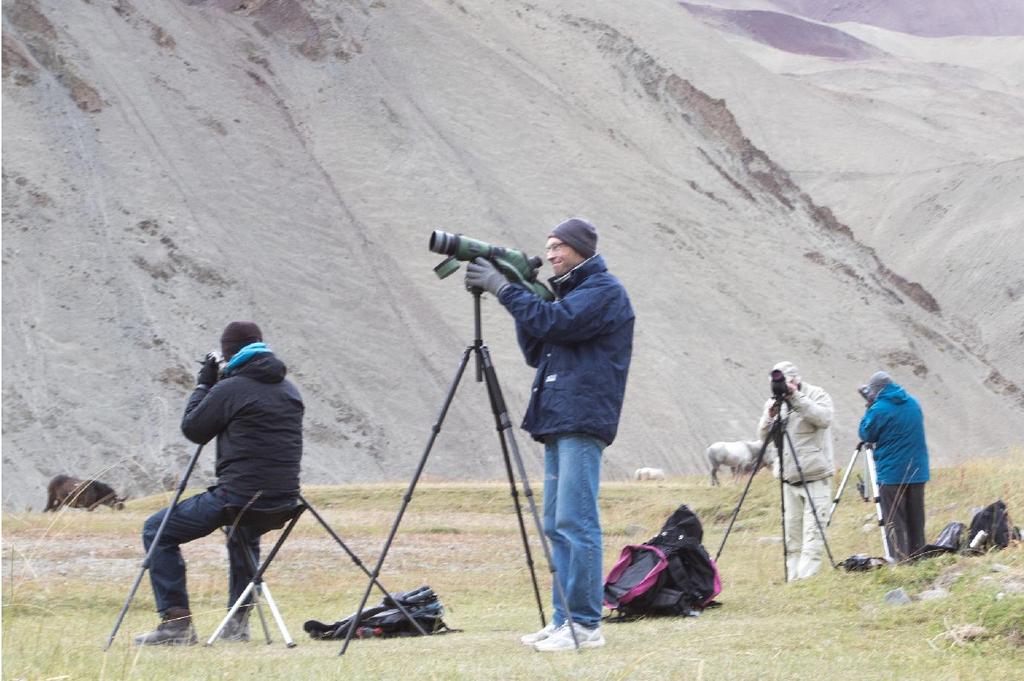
left=44, top=475, right=126, bottom=511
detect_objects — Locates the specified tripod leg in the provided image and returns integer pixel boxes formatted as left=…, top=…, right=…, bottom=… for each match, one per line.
left=257, top=583, right=295, bottom=647
left=478, top=346, right=579, bottom=650
left=782, top=429, right=837, bottom=570
left=299, top=496, right=427, bottom=636
left=253, top=597, right=272, bottom=644
left=338, top=346, right=474, bottom=656
left=776, top=422, right=789, bottom=583
left=221, top=526, right=272, bottom=644
left=479, top=346, right=546, bottom=627
left=864, top=448, right=894, bottom=562
left=104, top=443, right=205, bottom=651
left=826, top=445, right=863, bottom=528
left=715, top=432, right=774, bottom=563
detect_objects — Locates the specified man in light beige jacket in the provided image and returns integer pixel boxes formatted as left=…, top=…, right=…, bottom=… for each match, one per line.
left=757, top=360, right=835, bottom=580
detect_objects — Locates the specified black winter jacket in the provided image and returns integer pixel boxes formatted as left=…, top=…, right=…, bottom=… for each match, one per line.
left=181, top=353, right=304, bottom=498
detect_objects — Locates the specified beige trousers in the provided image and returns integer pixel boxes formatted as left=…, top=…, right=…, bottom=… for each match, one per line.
left=783, top=478, right=831, bottom=581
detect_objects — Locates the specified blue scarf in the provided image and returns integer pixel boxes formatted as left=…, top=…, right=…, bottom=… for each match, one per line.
left=223, top=342, right=272, bottom=376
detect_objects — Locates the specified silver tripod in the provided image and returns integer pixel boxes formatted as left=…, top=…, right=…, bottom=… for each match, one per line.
left=826, top=441, right=893, bottom=563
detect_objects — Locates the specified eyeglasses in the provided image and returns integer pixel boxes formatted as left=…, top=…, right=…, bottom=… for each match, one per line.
left=545, top=242, right=567, bottom=254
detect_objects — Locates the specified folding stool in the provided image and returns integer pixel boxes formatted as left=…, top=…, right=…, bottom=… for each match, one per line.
left=206, top=502, right=307, bottom=647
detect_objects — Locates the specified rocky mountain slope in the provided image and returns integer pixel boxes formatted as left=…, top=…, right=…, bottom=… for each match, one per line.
left=3, top=0, right=1022, bottom=510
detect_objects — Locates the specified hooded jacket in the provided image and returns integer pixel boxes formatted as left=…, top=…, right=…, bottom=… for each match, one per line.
left=181, top=353, right=304, bottom=498
left=757, top=382, right=835, bottom=483
left=498, top=254, right=634, bottom=446
left=858, top=383, right=929, bottom=485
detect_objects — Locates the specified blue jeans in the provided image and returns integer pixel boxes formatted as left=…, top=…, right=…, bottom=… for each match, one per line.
left=543, top=434, right=605, bottom=628
left=142, top=487, right=291, bottom=614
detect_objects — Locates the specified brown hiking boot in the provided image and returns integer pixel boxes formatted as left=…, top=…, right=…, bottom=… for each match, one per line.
left=133, top=607, right=198, bottom=646
left=219, top=610, right=251, bottom=642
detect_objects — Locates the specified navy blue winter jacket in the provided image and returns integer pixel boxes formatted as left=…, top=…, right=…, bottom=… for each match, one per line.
left=858, top=383, right=929, bottom=485
left=498, top=255, right=635, bottom=445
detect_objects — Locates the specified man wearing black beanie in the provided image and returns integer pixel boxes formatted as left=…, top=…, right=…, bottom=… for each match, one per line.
left=134, top=321, right=304, bottom=646
left=466, top=218, right=634, bottom=652
left=219, top=321, right=263, bottom=364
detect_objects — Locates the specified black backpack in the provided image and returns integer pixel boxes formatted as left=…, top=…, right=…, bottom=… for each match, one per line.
left=967, top=501, right=1021, bottom=553
left=603, top=505, right=721, bottom=618
left=304, top=586, right=455, bottom=640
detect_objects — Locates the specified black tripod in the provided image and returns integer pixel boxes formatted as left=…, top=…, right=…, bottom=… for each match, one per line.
left=337, top=290, right=578, bottom=655
left=715, top=394, right=836, bottom=581
left=105, top=446, right=423, bottom=650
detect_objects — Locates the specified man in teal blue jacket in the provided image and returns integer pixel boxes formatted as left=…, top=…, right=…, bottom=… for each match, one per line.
left=466, top=218, right=634, bottom=652
left=858, top=371, right=930, bottom=561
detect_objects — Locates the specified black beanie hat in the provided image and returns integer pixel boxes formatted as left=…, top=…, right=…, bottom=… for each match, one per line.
left=549, top=218, right=598, bottom=259
left=220, top=321, right=262, bottom=360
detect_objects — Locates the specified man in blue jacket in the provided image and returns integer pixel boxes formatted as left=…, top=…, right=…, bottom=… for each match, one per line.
left=466, top=218, right=634, bottom=652
left=858, top=371, right=930, bottom=561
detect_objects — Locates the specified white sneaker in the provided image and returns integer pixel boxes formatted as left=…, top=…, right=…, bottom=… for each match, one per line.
left=519, top=621, right=559, bottom=645
left=533, top=622, right=605, bottom=652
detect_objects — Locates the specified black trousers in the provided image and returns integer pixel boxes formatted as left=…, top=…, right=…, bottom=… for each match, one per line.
left=879, top=483, right=926, bottom=561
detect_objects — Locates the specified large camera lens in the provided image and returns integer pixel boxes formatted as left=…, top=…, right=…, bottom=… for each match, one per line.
left=770, top=369, right=788, bottom=398
left=429, top=230, right=458, bottom=255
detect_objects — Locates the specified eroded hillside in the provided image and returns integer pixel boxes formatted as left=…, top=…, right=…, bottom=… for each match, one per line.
left=3, top=0, right=1022, bottom=510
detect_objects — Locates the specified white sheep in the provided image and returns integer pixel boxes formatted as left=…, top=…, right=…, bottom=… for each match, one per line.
left=707, top=440, right=769, bottom=486
left=633, top=467, right=666, bottom=481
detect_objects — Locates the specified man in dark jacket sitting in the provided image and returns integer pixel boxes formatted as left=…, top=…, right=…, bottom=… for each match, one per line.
left=466, top=218, right=634, bottom=652
left=858, top=371, right=930, bottom=562
left=134, top=321, right=304, bottom=646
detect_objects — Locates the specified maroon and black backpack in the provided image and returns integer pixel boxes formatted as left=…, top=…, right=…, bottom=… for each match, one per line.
left=603, top=505, right=721, bottom=618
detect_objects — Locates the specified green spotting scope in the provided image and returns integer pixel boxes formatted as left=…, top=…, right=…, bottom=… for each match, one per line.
left=429, top=230, right=554, bottom=301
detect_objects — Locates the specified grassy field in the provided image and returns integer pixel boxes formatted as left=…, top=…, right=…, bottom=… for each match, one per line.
left=3, top=459, right=1022, bottom=680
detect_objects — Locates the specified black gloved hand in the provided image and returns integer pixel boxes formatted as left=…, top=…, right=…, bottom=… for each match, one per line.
left=196, top=352, right=220, bottom=389
left=464, top=257, right=508, bottom=296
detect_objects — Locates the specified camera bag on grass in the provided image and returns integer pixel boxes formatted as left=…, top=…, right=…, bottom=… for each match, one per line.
left=840, top=554, right=888, bottom=571
left=304, top=586, right=457, bottom=640
left=603, top=505, right=721, bottom=619
left=846, top=521, right=966, bottom=568
left=911, top=521, right=967, bottom=560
